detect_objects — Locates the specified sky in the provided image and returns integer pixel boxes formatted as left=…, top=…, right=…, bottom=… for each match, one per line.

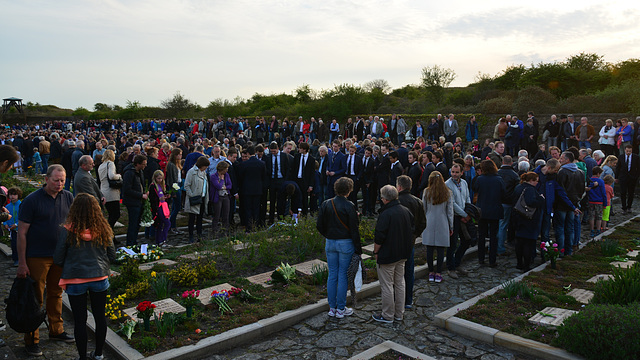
left=2, top=0, right=640, bottom=110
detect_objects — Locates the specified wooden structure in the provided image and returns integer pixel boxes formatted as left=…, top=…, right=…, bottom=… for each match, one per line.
left=2, top=97, right=24, bottom=114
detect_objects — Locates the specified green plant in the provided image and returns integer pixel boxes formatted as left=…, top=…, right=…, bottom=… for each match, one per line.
left=137, top=336, right=159, bottom=352
left=112, top=259, right=145, bottom=287
left=271, top=262, right=297, bottom=284
left=556, top=303, right=640, bottom=360
left=117, top=319, right=137, bottom=340
left=502, top=280, right=535, bottom=300
left=592, top=263, right=640, bottom=305
left=363, top=258, right=377, bottom=269
left=150, top=273, right=172, bottom=299
left=310, top=263, right=328, bottom=285
left=167, top=264, right=199, bottom=287
left=125, top=281, right=151, bottom=299
left=600, top=239, right=624, bottom=257
left=154, top=312, right=178, bottom=337
left=189, top=258, right=219, bottom=280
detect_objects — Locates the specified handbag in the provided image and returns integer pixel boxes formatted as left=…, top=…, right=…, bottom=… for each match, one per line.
left=189, top=196, right=202, bottom=205
left=514, top=188, right=536, bottom=220
left=107, top=166, right=123, bottom=189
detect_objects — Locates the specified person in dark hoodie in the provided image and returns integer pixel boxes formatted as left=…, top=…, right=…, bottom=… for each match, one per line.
left=511, top=172, right=545, bottom=272
left=554, top=151, right=585, bottom=256
left=122, top=155, right=148, bottom=246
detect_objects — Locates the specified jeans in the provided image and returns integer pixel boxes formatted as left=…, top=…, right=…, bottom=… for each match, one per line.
left=65, top=278, right=110, bottom=296
left=573, top=212, right=581, bottom=246
left=64, top=178, right=71, bottom=191
left=447, top=216, right=461, bottom=270
left=554, top=210, right=574, bottom=255
left=40, top=154, right=49, bottom=174
left=325, top=239, right=354, bottom=310
left=579, top=141, right=591, bottom=149
left=170, top=190, right=182, bottom=229
left=497, top=205, right=512, bottom=254
left=478, top=219, right=499, bottom=265
left=126, top=205, right=142, bottom=246
left=404, top=247, right=415, bottom=306
left=212, top=196, right=230, bottom=235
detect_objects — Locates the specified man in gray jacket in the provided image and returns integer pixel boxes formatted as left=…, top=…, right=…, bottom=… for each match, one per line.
left=443, top=114, right=459, bottom=143
left=74, top=155, right=105, bottom=205
left=445, top=164, right=470, bottom=278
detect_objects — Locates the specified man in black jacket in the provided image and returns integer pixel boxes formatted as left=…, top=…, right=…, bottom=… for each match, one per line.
left=418, top=151, right=435, bottom=195
left=555, top=151, right=585, bottom=255
left=388, top=151, right=404, bottom=187
left=616, top=144, right=640, bottom=214
left=291, top=142, right=315, bottom=215
left=407, top=151, right=422, bottom=197
left=396, top=176, right=426, bottom=310
left=265, top=142, right=292, bottom=224
left=497, top=155, right=520, bottom=255
left=360, top=147, right=375, bottom=216
left=236, top=146, right=266, bottom=231
left=122, top=155, right=148, bottom=246
left=372, top=185, right=414, bottom=323
left=343, top=145, right=363, bottom=206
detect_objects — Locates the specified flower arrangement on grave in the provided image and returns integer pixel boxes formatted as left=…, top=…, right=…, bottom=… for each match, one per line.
left=270, top=262, right=297, bottom=284
left=228, top=287, right=261, bottom=302
left=140, top=199, right=154, bottom=227
left=541, top=241, right=563, bottom=268
left=210, top=290, right=233, bottom=315
left=115, top=244, right=164, bottom=263
left=136, top=300, right=156, bottom=330
left=181, top=289, right=200, bottom=307
left=105, top=293, right=127, bottom=320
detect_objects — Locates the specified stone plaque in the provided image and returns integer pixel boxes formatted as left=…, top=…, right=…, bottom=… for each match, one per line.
left=179, top=250, right=219, bottom=260
left=138, top=259, right=177, bottom=271
left=528, top=307, right=577, bottom=328
left=586, top=274, right=613, bottom=283
left=362, top=244, right=375, bottom=253
left=123, top=298, right=185, bottom=322
left=293, top=259, right=327, bottom=276
left=627, top=250, right=639, bottom=258
left=361, top=253, right=371, bottom=260
left=567, top=289, right=594, bottom=304
left=233, top=242, right=259, bottom=250
left=610, top=260, right=636, bottom=269
left=247, top=271, right=273, bottom=288
left=198, top=283, right=233, bottom=305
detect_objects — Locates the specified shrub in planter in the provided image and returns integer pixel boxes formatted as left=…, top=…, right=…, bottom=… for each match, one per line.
left=556, top=303, right=640, bottom=360
left=591, top=263, right=640, bottom=305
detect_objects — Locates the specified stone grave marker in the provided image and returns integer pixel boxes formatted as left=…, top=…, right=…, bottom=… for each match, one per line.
left=528, top=307, right=577, bottom=328
left=362, top=244, right=375, bottom=253
left=627, top=250, right=639, bottom=258
left=179, top=250, right=219, bottom=260
left=247, top=271, right=273, bottom=288
left=123, top=298, right=185, bottom=322
left=586, top=274, right=613, bottom=283
left=198, top=283, right=233, bottom=305
left=233, top=242, right=258, bottom=250
left=139, top=259, right=178, bottom=271
left=109, top=270, right=120, bottom=277
left=361, top=253, right=371, bottom=260
left=610, top=260, right=636, bottom=269
left=294, top=259, right=327, bottom=276
left=567, top=289, right=594, bottom=304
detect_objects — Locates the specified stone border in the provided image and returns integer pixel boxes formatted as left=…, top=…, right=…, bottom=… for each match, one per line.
left=434, top=213, right=640, bottom=360
left=348, top=340, right=436, bottom=360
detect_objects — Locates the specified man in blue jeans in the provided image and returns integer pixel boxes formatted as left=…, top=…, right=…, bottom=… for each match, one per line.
left=497, top=156, right=519, bottom=255
left=554, top=151, right=585, bottom=255
left=121, top=155, right=148, bottom=247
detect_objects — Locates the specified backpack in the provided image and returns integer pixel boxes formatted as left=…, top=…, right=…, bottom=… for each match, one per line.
left=4, top=276, right=46, bottom=333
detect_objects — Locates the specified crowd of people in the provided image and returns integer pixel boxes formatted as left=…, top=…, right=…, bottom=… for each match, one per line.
left=2, top=111, right=640, bottom=352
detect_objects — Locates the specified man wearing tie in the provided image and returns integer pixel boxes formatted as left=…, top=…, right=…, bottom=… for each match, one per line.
left=266, top=142, right=292, bottom=223
left=361, top=147, right=375, bottom=216
left=354, top=116, right=364, bottom=141
left=317, top=146, right=329, bottom=208
left=344, top=145, right=363, bottom=205
left=292, top=142, right=315, bottom=215
left=389, top=151, right=404, bottom=187
left=616, top=144, right=640, bottom=214
left=326, top=140, right=346, bottom=199
left=235, top=146, right=266, bottom=231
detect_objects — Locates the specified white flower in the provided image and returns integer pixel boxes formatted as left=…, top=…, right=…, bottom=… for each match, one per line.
left=143, top=255, right=148, bottom=260
left=172, top=183, right=180, bottom=190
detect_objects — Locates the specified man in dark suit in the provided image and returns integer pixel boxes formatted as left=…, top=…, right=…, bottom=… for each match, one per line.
left=278, top=181, right=303, bottom=218
left=616, top=144, right=640, bottom=214
left=361, top=146, right=375, bottom=216
left=389, top=151, right=404, bottom=187
left=354, top=116, right=365, bottom=142
left=265, top=142, right=292, bottom=224
left=236, top=146, right=266, bottom=231
left=344, top=145, right=363, bottom=205
left=291, top=142, right=315, bottom=215
left=396, top=143, right=409, bottom=170
left=375, top=143, right=391, bottom=194
left=433, top=150, right=450, bottom=180
left=317, top=145, right=329, bottom=208
left=326, top=140, right=346, bottom=199
left=418, top=151, right=435, bottom=195
left=407, top=151, right=422, bottom=197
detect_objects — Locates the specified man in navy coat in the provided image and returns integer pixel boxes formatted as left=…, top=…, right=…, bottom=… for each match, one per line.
left=265, top=142, right=292, bottom=224
left=236, top=146, right=266, bottom=231
left=326, top=140, right=346, bottom=199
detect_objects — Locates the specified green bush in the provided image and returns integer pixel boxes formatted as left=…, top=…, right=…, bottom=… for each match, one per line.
left=592, top=263, right=640, bottom=305
left=502, top=280, right=535, bottom=300
left=556, top=303, right=640, bottom=360
left=479, top=97, right=512, bottom=114
left=167, top=264, right=199, bottom=287
left=600, top=238, right=624, bottom=257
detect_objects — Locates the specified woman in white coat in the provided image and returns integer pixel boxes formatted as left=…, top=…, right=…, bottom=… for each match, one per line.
left=184, top=156, right=210, bottom=243
left=598, top=119, right=617, bottom=157
left=98, top=149, right=121, bottom=231
left=421, top=171, right=453, bottom=283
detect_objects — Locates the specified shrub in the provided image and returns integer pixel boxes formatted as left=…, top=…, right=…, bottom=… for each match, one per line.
left=479, top=97, right=512, bottom=114
left=310, top=263, right=328, bottom=285
left=125, top=281, right=151, bottom=299
left=110, top=259, right=145, bottom=290
left=591, top=263, right=640, bottom=305
left=167, top=264, right=199, bottom=287
left=502, top=280, right=535, bottom=300
left=189, top=258, right=219, bottom=280
left=556, top=303, right=640, bottom=360
left=600, top=238, right=624, bottom=257
left=136, top=336, right=160, bottom=352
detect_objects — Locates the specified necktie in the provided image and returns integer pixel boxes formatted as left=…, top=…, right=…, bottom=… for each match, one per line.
left=273, top=154, right=278, bottom=179
left=347, top=156, right=352, bottom=175
left=628, top=155, right=632, bottom=172
left=298, top=155, right=304, bottom=178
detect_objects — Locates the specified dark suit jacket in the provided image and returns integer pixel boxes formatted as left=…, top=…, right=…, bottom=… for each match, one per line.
left=418, top=162, right=436, bottom=194
left=361, top=156, right=375, bottom=185
left=616, top=153, right=640, bottom=180
left=327, top=150, right=346, bottom=178
left=375, top=154, right=391, bottom=188
left=265, top=151, right=292, bottom=186
left=390, top=162, right=404, bottom=187
left=354, top=120, right=365, bottom=141
left=318, top=155, right=328, bottom=185
left=408, top=163, right=423, bottom=196
left=435, top=162, right=450, bottom=181
left=344, top=154, right=363, bottom=181
left=291, top=153, right=316, bottom=188
left=397, top=147, right=409, bottom=168
left=236, top=156, right=266, bottom=196
left=74, top=169, right=102, bottom=202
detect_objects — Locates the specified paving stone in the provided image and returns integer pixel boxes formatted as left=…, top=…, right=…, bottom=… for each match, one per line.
left=355, top=333, right=384, bottom=350
left=293, top=259, right=327, bottom=276
left=567, top=288, right=594, bottom=304
left=528, top=307, right=578, bottom=328
left=437, top=344, right=464, bottom=357
left=334, top=347, right=349, bottom=357
left=298, top=326, right=317, bottom=336
left=198, top=283, right=233, bottom=305
left=586, top=274, right=613, bottom=283
left=315, top=350, right=335, bottom=360
left=246, top=271, right=273, bottom=288
left=305, top=313, right=327, bottom=329
left=138, top=258, right=177, bottom=271
left=123, top=298, right=185, bottom=321
left=249, top=339, right=280, bottom=352
left=465, top=346, right=487, bottom=358
left=315, top=330, right=356, bottom=348
left=610, top=260, right=636, bottom=269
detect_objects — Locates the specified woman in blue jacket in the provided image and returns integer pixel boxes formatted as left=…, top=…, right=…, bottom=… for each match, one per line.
left=512, top=172, right=545, bottom=272
left=472, top=160, right=505, bottom=267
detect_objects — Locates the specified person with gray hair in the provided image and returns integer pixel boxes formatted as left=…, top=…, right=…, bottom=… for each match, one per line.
left=74, top=155, right=104, bottom=204
left=517, top=161, right=530, bottom=174
left=71, top=140, right=85, bottom=179
left=372, top=185, right=414, bottom=323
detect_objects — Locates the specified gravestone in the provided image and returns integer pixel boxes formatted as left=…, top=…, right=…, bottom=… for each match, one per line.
left=361, top=253, right=371, bottom=260
left=110, top=270, right=120, bottom=277
left=567, top=288, right=594, bottom=304
left=198, top=283, right=233, bottom=305
left=247, top=271, right=273, bottom=288
left=528, top=307, right=577, bottom=328
left=123, top=298, right=185, bottom=322
left=362, top=244, right=375, bottom=253
left=294, top=259, right=327, bottom=276
left=627, top=250, right=639, bottom=257
left=139, top=259, right=178, bottom=271
left=586, top=274, right=613, bottom=283
left=233, top=242, right=258, bottom=250
left=179, top=250, right=219, bottom=260
left=610, top=260, right=636, bottom=269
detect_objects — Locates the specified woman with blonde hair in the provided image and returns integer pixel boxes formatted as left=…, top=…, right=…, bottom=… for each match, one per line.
left=600, top=155, right=618, bottom=179
left=149, top=169, right=171, bottom=245
left=98, top=149, right=121, bottom=232
left=54, top=194, right=115, bottom=360
left=165, top=148, right=183, bottom=234
left=421, top=171, right=453, bottom=283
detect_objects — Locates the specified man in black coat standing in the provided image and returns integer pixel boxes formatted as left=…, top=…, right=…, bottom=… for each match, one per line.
left=418, top=151, right=436, bottom=195
left=360, top=147, right=375, bottom=216
left=291, top=142, right=315, bottom=215
left=343, top=145, right=363, bottom=206
left=616, top=144, right=640, bottom=214
left=388, top=151, right=404, bottom=188
left=236, top=146, right=266, bottom=231
left=407, top=151, right=422, bottom=197
left=265, top=142, right=292, bottom=224
left=497, top=155, right=520, bottom=255
left=354, top=116, right=365, bottom=142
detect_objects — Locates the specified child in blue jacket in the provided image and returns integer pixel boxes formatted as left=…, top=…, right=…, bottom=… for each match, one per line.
left=586, top=166, right=606, bottom=238
left=4, top=187, right=22, bottom=266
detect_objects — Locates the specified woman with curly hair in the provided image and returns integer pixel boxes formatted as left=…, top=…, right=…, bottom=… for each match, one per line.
left=54, top=193, right=115, bottom=360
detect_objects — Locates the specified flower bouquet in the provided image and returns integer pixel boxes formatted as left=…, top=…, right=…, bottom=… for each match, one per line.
left=228, top=287, right=261, bottom=302
left=181, top=289, right=200, bottom=317
left=540, top=241, right=563, bottom=269
left=210, top=290, right=233, bottom=315
left=136, top=301, right=157, bottom=330
left=140, top=199, right=154, bottom=227
left=115, top=244, right=164, bottom=263
left=270, top=262, right=297, bottom=284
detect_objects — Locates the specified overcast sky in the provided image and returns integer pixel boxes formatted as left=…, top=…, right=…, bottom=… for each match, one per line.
left=2, top=0, right=639, bottom=110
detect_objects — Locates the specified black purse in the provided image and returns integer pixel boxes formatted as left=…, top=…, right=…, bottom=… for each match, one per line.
left=189, top=196, right=202, bottom=205
left=514, top=188, right=536, bottom=220
left=107, top=166, right=123, bottom=189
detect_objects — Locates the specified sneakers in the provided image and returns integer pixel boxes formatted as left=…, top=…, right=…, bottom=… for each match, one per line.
left=50, top=331, right=74, bottom=343
left=372, top=314, right=393, bottom=323
left=447, top=270, right=459, bottom=279
left=428, top=273, right=435, bottom=282
left=327, top=308, right=336, bottom=317
left=90, top=350, right=105, bottom=360
left=25, top=344, right=43, bottom=356
left=434, top=274, right=443, bottom=283
left=335, top=307, right=354, bottom=318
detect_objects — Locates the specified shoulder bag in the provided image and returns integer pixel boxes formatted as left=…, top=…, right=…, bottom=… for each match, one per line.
left=107, top=163, right=123, bottom=189
left=514, top=188, right=536, bottom=220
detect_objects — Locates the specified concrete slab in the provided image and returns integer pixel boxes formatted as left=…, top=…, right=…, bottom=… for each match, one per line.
left=627, top=250, right=639, bottom=257
left=0, top=242, right=12, bottom=257
left=610, top=260, right=636, bottom=269
left=123, top=298, right=185, bottom=322
left=293, top=259, right=327, bottom=276
left=445, top=316, right=499, bottom=344
left=362, top=243, right=375, bottom=253
left=586, top=274, right=613, bottom=283
left=247, top=271, right=273, bottom=288
left=349, top=340, right=436, bottom=360
left=528, top=307, right=577, bottom=328
left=494, top=331, right=583, bottom=360
left=138, top=258, right=177, bottom=271
left=567, top=288, right=594, bottom=304
left=198, top=283, right=233, bottom=305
